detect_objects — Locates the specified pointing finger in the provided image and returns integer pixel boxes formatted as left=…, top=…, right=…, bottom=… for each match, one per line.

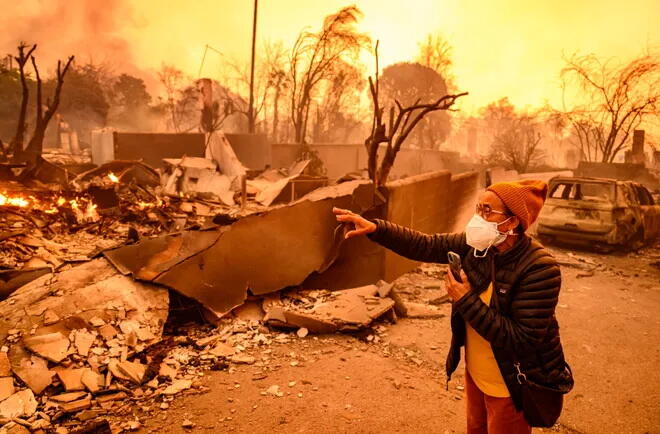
left=332, top=207, right=353, bottom=215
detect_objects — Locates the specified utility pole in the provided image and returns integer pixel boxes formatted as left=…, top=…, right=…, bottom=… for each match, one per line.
left=248, top=0, right=258, bottom=134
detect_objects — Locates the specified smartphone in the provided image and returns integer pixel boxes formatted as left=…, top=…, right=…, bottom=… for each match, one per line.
left=447, top=251, right=463, bottom=283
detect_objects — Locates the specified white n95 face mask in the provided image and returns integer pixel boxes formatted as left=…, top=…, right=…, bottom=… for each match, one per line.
left=465, top=214, right=514, bottom=257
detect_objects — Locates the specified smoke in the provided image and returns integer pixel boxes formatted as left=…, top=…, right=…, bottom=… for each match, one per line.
left=0, top=0, right=141, bottom=76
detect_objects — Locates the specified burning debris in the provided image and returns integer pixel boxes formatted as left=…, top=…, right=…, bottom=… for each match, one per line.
left=0, top=135, right=401, bottom=432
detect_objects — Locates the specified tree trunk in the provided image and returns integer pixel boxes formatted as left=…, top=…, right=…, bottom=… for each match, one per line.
left=10, top=44, right=36, bottom=159
left=272, top=88, right=280, bottom=142
left=11, top=75, right=29, bottom=157
left=20, top=55, right=74, bottom=165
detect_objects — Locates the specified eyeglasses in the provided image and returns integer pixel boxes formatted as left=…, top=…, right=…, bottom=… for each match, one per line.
left=476, top=203, right=509, bottom=219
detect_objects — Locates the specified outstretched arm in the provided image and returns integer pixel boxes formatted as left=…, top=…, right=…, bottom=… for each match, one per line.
left=333, top=208, right=469, bottom=264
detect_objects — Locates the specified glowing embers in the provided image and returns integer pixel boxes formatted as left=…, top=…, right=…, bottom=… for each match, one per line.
left=0, top=191, right=100, bottom=223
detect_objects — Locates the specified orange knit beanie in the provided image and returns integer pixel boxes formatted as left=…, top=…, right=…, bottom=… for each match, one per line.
left=487, top=180, right=548, bottom=230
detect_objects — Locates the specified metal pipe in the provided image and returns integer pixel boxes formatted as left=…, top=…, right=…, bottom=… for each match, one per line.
left=248, top=0, right=258, bottom=134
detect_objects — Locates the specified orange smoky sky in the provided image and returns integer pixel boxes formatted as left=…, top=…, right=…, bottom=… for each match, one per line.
left=1, top=0, right=657, bottom=113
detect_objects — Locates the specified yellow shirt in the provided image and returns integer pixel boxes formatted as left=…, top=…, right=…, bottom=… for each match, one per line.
left=465, top=283, right=510, bottom=397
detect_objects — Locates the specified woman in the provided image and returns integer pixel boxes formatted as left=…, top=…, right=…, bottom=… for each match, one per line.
left=334, top=180, right=573, bottom=433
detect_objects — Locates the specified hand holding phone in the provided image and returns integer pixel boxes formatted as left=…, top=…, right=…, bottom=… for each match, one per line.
left=447, top=251, right=463, bottom=283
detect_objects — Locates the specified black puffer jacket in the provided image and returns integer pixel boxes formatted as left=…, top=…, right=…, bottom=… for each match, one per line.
left=368, top=219, right=574, bottom=410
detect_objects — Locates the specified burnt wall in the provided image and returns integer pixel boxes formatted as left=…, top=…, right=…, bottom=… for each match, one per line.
left=383, top=170, right=479, bottom=281
left=113, top=133, right=206, bottom=168
left=225, top=134, right=271, bottom=170
left=272, top=143, right=462, bottom=179
left=306, top=170, right=480, bottom=289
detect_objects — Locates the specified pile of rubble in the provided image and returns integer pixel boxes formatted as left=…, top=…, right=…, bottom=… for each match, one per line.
left=1, top=154, right=327, bottom=292
left=0, top=254, right=407, bottom=432
left=0, top=135, right=395, bottom=432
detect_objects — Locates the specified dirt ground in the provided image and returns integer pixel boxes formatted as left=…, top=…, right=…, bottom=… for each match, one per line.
left=132, top=243, right=660, bottom=434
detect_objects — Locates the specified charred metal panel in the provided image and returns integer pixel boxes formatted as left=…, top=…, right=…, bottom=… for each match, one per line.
left=104, top=181, right=375, bottom=317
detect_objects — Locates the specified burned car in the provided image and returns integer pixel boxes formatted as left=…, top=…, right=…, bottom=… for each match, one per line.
left=537, top=177, right=659, bottom=250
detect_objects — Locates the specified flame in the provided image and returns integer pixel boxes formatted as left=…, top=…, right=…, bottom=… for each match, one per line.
left=108, top=173, right=119, bottom=183
left=1, top=191, right=100, bottom=223
left=0, top=193, right=29, bottom=207
left=84, top=202, right=99, bottom=221
left=136, top=199, right=164, bottom=210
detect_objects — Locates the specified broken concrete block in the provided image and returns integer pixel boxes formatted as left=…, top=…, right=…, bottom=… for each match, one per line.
left=136, top=327, right=156, bottom=342
left=230, top=355, right=255, bottom=365
left=158, top=363, right=177, bottom=380
left=0, top=389, right=37, bottom=419
left=56, top=368, right=85, bottom=392
left=266, top=284, right=396, bottom=332
left=161, top=379, right=192, bottom=395
left=8, top=347, right=53, bottom=394
left=107, top=360, right=131, bottom=382
left=118, top=320, right=139, bottom=336
left=49, top=391, right=87, bottom=403
left=95, top=391, right=127, bottom=403
left=195, top=335, right=221, bottom=348
left=98, top=324, right=118, bottom=340
left=23, top=332, right=70, bottom=363
left=81, top=369, right=103, bottom=393
left=0, top=377, right=14, bottom=401
left=376, top=281, right=394, bottom=298
left=73, top=330, right=95, bottom=357
left=89, top=317, right=105, bottom=327
left=116, top=361, right=146, bottom=384
left=125, top=332, right=138, bottom=348
left=42, top=309, right=60, bottom=326
left=209, top=342, right=235, bottom=358
left=0, top=352, right=10, bottom=377
left=77, top=408, right=102, bottom=421
left=315, top=287, right=394, bottom=328
left=264, top=307, right=338, bottom=334
left=58, top=396, right=91, bottom=413
left=403, top=302, right=446, bottom=319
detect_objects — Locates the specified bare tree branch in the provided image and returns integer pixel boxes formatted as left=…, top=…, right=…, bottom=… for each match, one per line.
left=364, top=43, right=467, bottom=186
left=561, top=53, right=658, bottom=163
left=10, top=42, right=37, bottom=158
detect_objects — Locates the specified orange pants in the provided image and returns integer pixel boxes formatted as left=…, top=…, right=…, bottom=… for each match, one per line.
left=466, top=369, right=532, bottom=434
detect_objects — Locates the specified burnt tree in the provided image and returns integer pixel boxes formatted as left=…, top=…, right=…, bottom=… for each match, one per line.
left=20, top=54, right=75, bottom=164
left=561, top=53, right=659, bottom=163
left=365, top=42, right=467, bottom=186
left=289, top=6, right=369, bottom=144
left=10, top=43, right=37, bottom=158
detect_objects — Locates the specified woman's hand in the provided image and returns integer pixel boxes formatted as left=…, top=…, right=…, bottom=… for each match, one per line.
left=333, top=207, right=377, bottom=239
left=445, top=269, right=471, bottom=302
